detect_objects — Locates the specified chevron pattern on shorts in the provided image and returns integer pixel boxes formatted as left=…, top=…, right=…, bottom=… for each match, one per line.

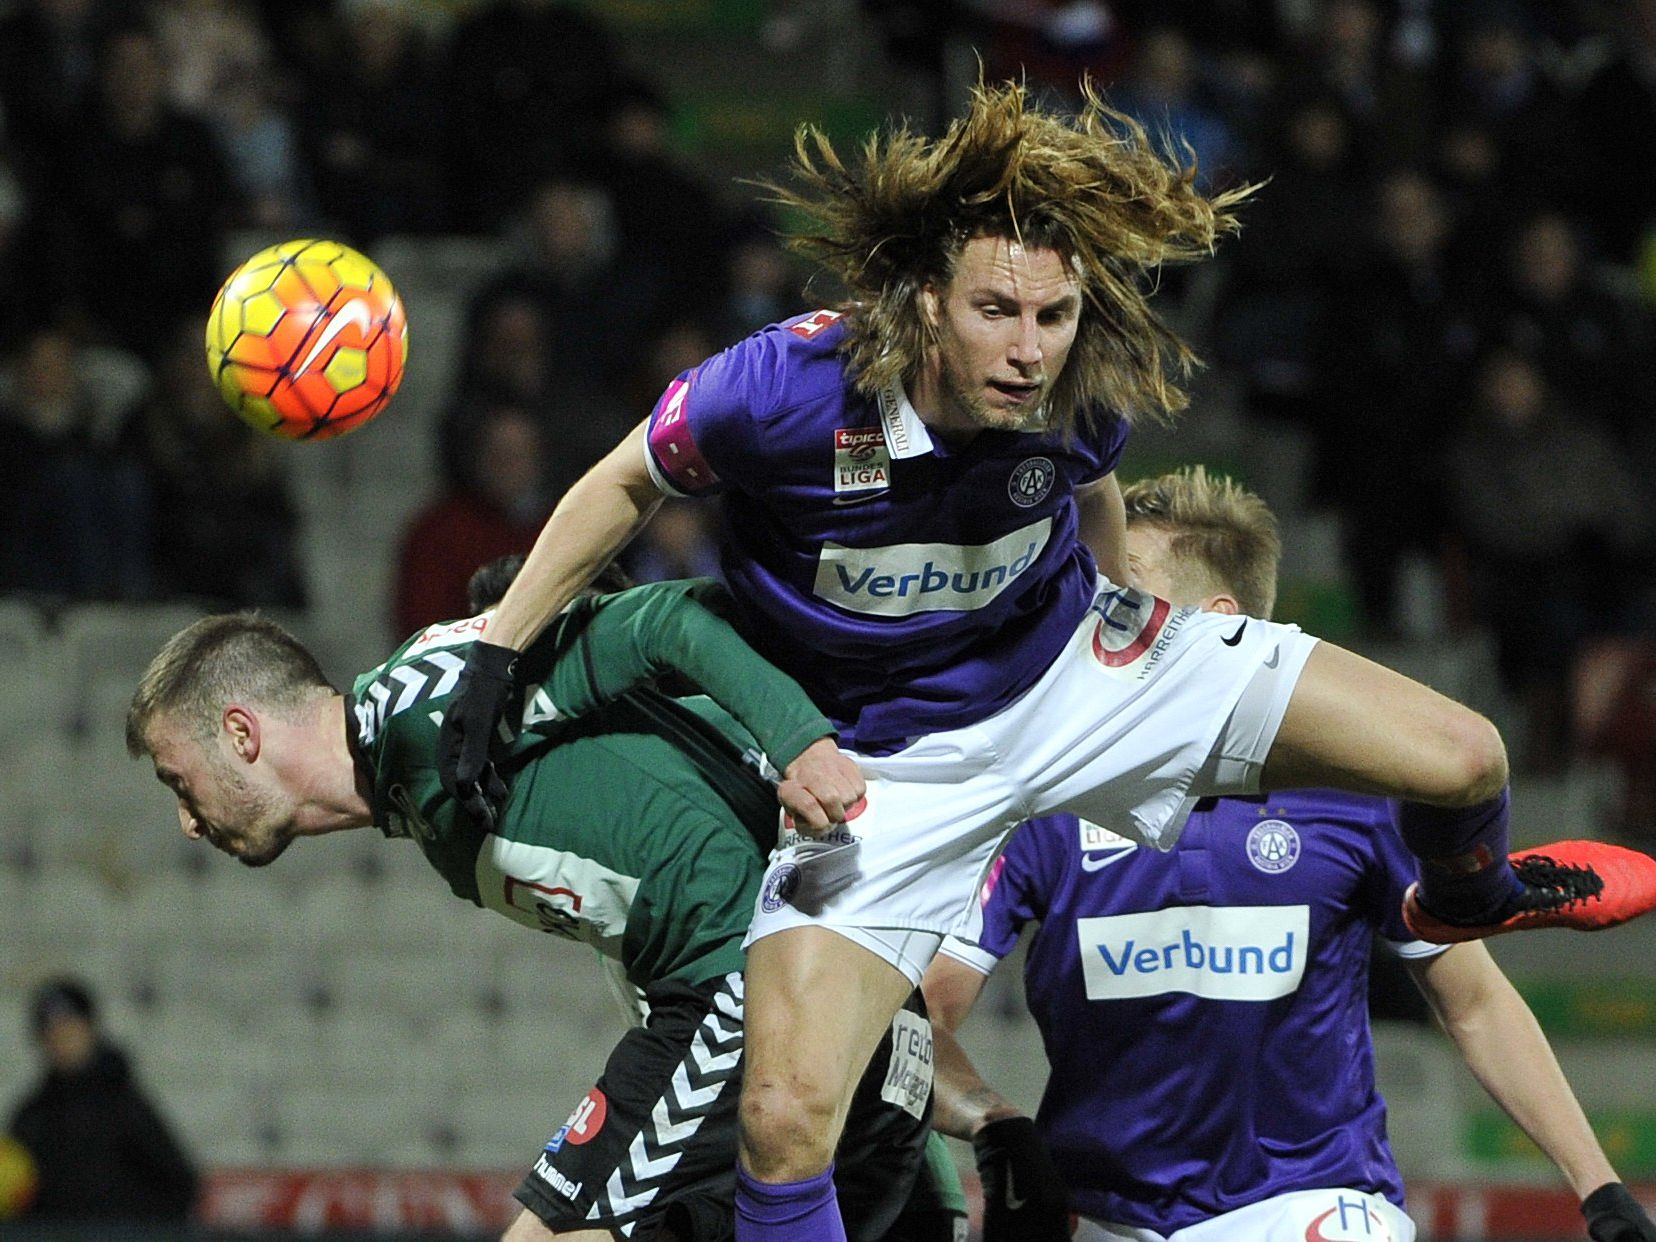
left=587, top=973, right=746, bottom=1232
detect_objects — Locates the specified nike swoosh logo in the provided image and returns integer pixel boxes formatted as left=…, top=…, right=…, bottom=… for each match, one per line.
left=295, top=298, right=373, bottom=375
left=831, top=491, right=887, bottom=507
left=1221, top=620, right=1248, bottom=646
left=1081, top=849, right=1133, bottom=872
left=1005, top=1168, right=1025, bottom=1212
left=1264, top=647, right=1280, bottom=669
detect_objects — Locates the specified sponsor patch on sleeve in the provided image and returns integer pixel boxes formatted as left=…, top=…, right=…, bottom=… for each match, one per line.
left=646, top=376, right=722, bottom=496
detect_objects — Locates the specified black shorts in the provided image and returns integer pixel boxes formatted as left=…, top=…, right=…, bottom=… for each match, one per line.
left=515, top=973, right=933, bottom=1240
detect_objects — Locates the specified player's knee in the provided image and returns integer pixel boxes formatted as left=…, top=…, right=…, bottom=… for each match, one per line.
left=1432, top=710, right=1509, bottom=806
left=738, top=1076, right=838, bottom=1182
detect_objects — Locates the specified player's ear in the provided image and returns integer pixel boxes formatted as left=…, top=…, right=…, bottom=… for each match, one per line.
left=223, top=705, right=261, bottom=764
left=1206, top=593, right=1242, bottom=616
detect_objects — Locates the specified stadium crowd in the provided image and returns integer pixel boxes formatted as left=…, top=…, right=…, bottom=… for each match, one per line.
left=0, top=0, right=1653, bottom=773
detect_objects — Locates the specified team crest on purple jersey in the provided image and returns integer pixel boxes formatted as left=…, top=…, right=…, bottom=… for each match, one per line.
left=1009, top=457, right=1055, bottom=507
left=1247, top=818, right=1301, bottom=873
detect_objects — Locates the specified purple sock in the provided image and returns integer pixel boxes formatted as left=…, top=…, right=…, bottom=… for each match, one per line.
left=735, top=1162, right=845, bottom=1242
left=1397, top=788, right=1523, bottom=922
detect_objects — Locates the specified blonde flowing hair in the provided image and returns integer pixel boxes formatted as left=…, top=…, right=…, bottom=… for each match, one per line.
left=761, top=79, right=1256, bottom=432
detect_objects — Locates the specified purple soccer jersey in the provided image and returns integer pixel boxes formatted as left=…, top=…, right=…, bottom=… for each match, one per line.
left=952, top=792, right=1443, bottom=1232
left=644, top=311, right=1128, bottom=752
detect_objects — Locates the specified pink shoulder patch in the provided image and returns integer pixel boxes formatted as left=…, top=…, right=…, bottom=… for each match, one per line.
left=647, top=376, right=721, bottom=494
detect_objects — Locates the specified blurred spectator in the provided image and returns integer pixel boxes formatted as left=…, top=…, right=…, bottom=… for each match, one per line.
left=1575, top=638, right=1656, bottom=842
left=56, top=22, right=236, bottom=358
left=208, top=59, right=316, bottom=231
left=625, top=500, right=723, bottom=586
left=6, top=978, right=199, bottom=1224
left=467, top=175, right=667, bottom=393
left=1111, top=27, right=1240, bottom=189
left=0, top=327, right=151, bottom=599
left=980, top=1, right=1131, bottom=99
left=444, top=0, right=622, bottom=231
left=299, top=0, right=445, bottom=242
left=1438, top=5, right=1573, bottom=211
left=148, top=0, right=271, bottom=117
left=626, top=318, right=723, bottom=415
left=1318, top=168, right=1483, bottom=634
left=1570, top=0, right=1656, bottom=262
left=1434, top=117, right=1520, bottom=278
left=711, top=228, right=804, bottom=344
left=1215, top=96, right=1364, bottom=427
left=394, top=404, right=551, bottom=635
left=129, top=318, right=306, bottom=607
left=595, top=80, right=728, bottom=309
left=1486, top=210, right=1653, bottom=438
left=0, top=0, right=119, bottom=185
left=443, top=290, right=630, bottom=501
left=1446, top=347, right=1653, bottom=770
left=1279, top=0, right=1434, bottom=169
left=0, top=158, right=52, bottom=352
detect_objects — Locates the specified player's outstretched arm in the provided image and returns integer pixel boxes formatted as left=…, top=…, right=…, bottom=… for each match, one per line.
left=923, top=953, right=1071, bottom=1242
left=548, top=581, right=838, bottom=777
left=438, top=420, right=662, bottom=816
left=1408, top=945, right=1656, bottom=1239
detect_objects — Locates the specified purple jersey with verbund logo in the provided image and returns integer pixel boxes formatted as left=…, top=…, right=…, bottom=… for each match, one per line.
left=949, top=792, right=1443, bottom=1231
left=644, top=311, right=1128, bottom=752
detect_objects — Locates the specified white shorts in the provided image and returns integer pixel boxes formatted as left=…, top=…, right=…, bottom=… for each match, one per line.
left=745, top=582, right=1319, bottom=983
left=1073, top=1186, right=1416, bottom=1242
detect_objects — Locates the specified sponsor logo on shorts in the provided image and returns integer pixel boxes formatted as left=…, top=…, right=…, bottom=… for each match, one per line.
left=1247, top=819, right=1301, bottom=874
left=1088, top=584, right=1183, bottom=678
left=760, top=863, right=802, bottom=913
left=1008, top=456, right=1055, bottom=507
left=531, top=1153, right=584, bottom=1202
left=1077, top=906, right=1309, bottom=1001
left=813, top=518, right=1052, bottom=617
left=1303, top=1194, right=1394, bottom=1241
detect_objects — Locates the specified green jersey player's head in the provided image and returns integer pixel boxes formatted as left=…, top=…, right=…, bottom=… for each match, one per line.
left=1119, top=466, right=1280, bottom=619
left=764, top=78, right=1254, bottom=439
left=126, top=614, right=354, bottom=867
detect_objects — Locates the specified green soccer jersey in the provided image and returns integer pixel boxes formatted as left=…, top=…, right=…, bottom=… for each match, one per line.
left=348, top=579, right=833, bottom=989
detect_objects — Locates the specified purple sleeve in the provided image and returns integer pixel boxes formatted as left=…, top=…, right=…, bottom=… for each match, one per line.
left=977, top=816, right=1070, bottom=958
left=644, top=331, right=787, bottom=498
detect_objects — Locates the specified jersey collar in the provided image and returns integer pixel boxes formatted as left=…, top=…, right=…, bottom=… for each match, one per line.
left=875, top=379, right=935, bottom=459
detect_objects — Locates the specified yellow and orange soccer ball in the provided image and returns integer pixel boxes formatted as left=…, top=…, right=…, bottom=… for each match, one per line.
left=206, top=239, right=408, bottom=441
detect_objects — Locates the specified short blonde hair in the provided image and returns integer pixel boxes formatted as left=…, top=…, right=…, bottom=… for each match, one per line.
left=1122, top=466, right=1280, bottom=618
left=761, top=78, right=1255, bottom=434
left=126, top=614, right=332, bottom=758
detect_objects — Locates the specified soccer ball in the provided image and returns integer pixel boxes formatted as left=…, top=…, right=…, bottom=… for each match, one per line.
left=205, top=238, right=408, bottom=441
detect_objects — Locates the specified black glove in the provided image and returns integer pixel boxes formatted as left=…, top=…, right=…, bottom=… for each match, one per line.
left=436, top=639, right=518, bottom=830
left=1585, top=1183, right=1656, bottom=1242
left=974, top=1115, right=1070, bottom=1242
